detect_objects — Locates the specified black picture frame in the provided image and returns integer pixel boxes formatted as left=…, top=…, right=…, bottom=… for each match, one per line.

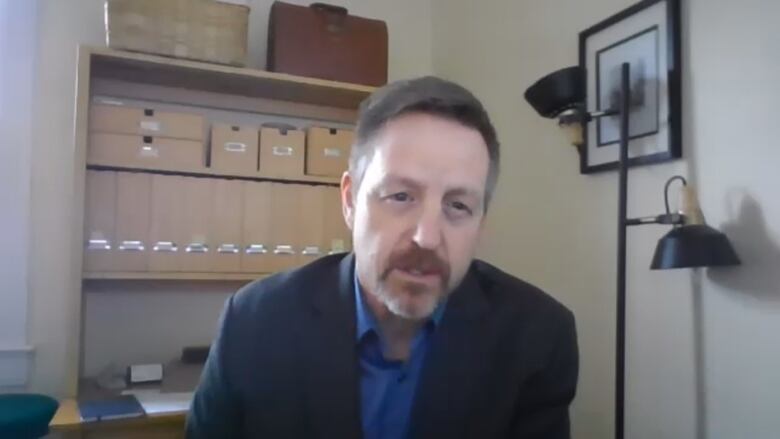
left=578, top=0, right=682, bottom=174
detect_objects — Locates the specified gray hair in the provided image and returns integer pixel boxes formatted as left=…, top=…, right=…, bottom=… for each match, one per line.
left=349, top=76, right=500, bottom=211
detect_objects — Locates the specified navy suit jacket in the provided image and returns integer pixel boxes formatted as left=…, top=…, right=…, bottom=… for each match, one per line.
left=187, top=253, right=578, bottom=438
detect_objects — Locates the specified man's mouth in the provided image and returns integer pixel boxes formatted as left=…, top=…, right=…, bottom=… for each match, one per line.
left=394, top=267, right=442, bottom=283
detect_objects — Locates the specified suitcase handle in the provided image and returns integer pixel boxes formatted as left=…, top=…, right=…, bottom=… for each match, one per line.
left=310, top=3, right=348, bottom=15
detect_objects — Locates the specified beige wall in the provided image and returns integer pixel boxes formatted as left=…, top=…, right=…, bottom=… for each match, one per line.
left=432, top=0, right=780, bottom=438
left=82, top=284, right=236, bottom=377
left=685, top=1, right=780, bottom=437
left=27, top=0, right=433, bottom=397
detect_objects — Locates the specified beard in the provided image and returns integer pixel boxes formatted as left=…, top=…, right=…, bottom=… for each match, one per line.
left=373, top=245, right=452, bottom=320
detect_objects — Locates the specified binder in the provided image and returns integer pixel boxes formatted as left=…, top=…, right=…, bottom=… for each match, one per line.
left=78, top=395, right=145, bottom=422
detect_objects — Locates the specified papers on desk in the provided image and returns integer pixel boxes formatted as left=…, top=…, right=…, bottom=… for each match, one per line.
left=121, top=389, right=193, bottom=415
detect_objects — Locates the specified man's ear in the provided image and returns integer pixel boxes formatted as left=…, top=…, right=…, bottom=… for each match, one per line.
left=340, top=171, right=355, bottom=230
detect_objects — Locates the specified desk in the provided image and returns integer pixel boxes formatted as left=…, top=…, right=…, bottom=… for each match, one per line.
left=49, top=361, right=201, bottom=438
left=49, top=399, right=185, bottom=439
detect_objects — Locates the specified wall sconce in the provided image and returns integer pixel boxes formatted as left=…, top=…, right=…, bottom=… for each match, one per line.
left=525, top=64, right=739, bottom=439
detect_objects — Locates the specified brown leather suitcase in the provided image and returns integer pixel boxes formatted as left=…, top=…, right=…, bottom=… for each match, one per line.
left=267, top=2, right=388, bottom=86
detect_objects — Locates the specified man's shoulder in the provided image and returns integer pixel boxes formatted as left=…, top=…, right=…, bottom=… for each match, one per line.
left=229, top=254, right=346, bottom=322
left=471, top=259, right=573, bottom=323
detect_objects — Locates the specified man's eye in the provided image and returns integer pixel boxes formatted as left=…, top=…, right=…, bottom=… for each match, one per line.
left=452, top=201, right=468, bottom=211
left=388, top=192, right=411, bottom=202
left=449, top=200, right=472, bottom=214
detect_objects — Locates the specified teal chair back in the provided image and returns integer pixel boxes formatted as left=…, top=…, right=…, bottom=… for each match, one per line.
left=0, top=394, right=59, bottom=439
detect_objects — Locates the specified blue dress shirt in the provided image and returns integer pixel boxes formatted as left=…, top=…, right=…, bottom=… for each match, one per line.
left=354, top=274, right=445, bottom=439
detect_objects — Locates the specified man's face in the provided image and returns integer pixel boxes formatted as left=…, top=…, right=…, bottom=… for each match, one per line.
left=342, top=113, right=490, bottom=321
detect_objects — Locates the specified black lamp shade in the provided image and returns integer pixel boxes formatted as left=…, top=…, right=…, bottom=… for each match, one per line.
left=651, top=224, right=741, bottom=269
left=524, top=66, right=585, bottom=118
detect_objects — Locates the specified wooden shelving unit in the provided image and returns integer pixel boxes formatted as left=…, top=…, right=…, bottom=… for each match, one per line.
left=68, top=45, right=369, bottom=401
left=89, top=46, right=374, bottom=107
left=87, top=46, right=375, bottom=124
left=73, top=45, right=369, bottom=283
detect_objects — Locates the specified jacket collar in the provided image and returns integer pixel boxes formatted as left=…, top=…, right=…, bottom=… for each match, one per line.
left=304, top=253, right=493, bottom=439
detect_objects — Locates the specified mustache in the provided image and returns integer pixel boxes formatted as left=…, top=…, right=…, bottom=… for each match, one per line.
left=381, top=246, right=450, bottom=281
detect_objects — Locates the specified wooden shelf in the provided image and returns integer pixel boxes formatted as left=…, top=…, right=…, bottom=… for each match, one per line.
left=86, top=46, right=376, bottom=111
left=206, top=168, right=341, bottom=185
left=86, top=164, right=341, bottom=186
left=83, top=272, right=267, bottom=281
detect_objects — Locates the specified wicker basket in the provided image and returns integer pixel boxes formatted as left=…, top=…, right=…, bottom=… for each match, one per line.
left=105, top=0, right=249, bottom=66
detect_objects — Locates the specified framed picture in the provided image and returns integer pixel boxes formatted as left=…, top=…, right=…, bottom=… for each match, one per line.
left=579, top=0, right=681, bottom=174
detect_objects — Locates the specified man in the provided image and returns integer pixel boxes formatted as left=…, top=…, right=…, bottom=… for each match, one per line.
left=187, top=76, right=578, bottom=438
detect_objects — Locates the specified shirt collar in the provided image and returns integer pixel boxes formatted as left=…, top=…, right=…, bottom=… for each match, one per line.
left=354, top=268, right=446, bottom=342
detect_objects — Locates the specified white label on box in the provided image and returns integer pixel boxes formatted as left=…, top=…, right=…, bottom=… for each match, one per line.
left=94, top=97, right=125, bottom=106
left=129, top=364, right=163, bottom=383
left=87, top=232, right=111, bottom=251
left=139, top=144, right=159, bottom=158
left=272, top=146, right=294, bottom=156
left=323, top=148, right=342, bottom=158
left=225, top=142, right=247, bottom=153
left=302, top=246, right=321, bottom=256
left=140, top=120, right=161, bottom=132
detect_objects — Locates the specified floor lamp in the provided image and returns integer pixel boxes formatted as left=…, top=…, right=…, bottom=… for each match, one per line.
left=524, top=63, right=741, bottom=439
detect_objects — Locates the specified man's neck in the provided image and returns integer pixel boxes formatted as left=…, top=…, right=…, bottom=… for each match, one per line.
left=362, top=287, right=424, bottom=361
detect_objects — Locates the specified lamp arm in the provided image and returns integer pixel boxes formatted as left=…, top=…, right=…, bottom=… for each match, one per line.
left=625, top=176, right=690, bottom=226
left=589, top=108, right=620, bottom=119
left=557, top=108, right=619, bottom=125
left=664, top=175, right=688, bottom=214
left=625, top=213, right=686, bottom=226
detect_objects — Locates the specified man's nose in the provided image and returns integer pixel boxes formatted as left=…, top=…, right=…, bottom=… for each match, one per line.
left=412, top=204, right=443, bottom=250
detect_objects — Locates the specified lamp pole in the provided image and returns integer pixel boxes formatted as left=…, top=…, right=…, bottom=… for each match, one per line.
left=615, top=61, right=631, bottom=439
left=525, top=60, right=739, bottom=439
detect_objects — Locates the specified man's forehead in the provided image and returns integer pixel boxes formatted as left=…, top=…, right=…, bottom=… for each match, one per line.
left=376, top=113, right=486, bottom=148
left=358, top=113, right=489, bottom=193
left=375, top=118, right=487, bottom=162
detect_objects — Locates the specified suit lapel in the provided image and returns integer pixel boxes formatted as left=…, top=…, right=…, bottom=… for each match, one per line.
left=300, top=254, right=363, bottom=439
left=408, top=266, right=493, bottom=439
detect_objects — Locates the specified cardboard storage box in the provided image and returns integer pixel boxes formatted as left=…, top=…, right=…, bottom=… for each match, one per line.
left=241, top=181, right=273, bottom=273
left=90, top=103, right=204, bottom=141
left=88, top=133, right=205, bottom=172
left=258, top=126, right=305, bottom=179
left=306, top=127, right=353, bottom=178
left=82, top=171, right=152, bottom=273
left=210, top=123, right=259, bottom=175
